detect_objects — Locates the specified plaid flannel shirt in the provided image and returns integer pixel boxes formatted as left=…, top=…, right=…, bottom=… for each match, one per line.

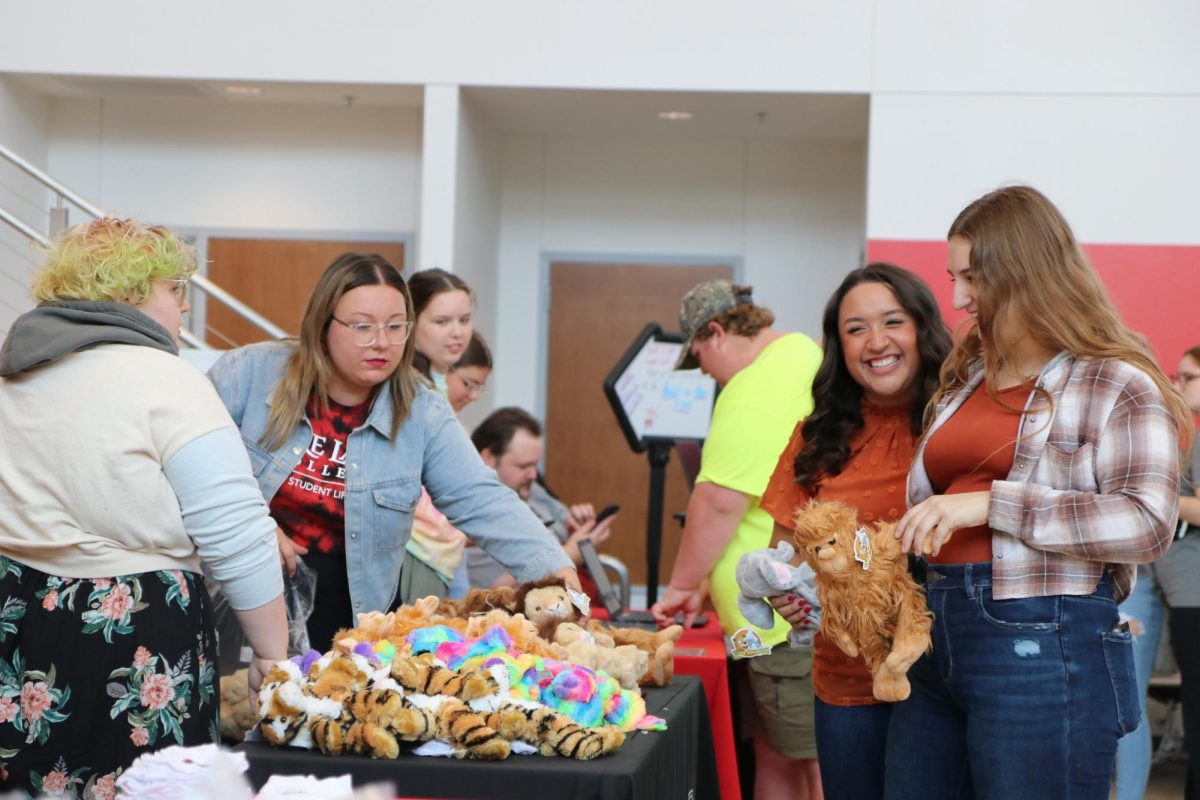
left=908, top=352, right=1180, bottom=602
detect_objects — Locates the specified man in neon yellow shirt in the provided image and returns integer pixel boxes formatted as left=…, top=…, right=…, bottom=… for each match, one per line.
left=651, top=279, right=822, bottom=800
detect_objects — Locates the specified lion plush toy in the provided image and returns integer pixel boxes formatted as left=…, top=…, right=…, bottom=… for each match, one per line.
left=791, top=499, right=932, bottom=702
left=435, top=586, right=519, bottom=619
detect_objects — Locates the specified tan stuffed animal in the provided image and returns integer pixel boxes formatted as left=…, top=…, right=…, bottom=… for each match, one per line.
left=791, top=499, right=932, bottom=702
left=551, top=622, right=648, bottom=689
left=435, top=586, right=518, bottom=619
left=218, top=669, right=257, bottom=743
left=585, top=620, right=681, bottom=687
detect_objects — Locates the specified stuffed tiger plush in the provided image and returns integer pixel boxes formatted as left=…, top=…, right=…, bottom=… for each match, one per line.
left=306, top=653, right=375, bottom=702
left=258, top=675, right=344, bottom=750
left=487, top=701, right=625, bottom=760
left=390, top=653, right=498, bottom=701
left=309, top=688, right=511, bottom=760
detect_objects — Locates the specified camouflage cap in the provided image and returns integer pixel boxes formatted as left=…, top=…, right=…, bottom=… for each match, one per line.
left=674, top=279, right=753, bottom=370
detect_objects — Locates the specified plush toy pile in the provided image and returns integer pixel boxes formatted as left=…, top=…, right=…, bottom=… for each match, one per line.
left=250, top=581, right=676, bottom=761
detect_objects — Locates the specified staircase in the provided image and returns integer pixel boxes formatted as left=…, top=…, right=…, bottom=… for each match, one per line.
left=0, top=141, right=286, bottom=351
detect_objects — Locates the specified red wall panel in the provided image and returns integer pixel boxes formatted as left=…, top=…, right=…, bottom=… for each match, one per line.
left=866, top=239, right=1200, bottom=370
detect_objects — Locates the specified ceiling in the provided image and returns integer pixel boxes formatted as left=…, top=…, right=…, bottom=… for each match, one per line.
left=9, top=73, right=424, bottom=109
left=10, top=73, right=869, bottom=141
left=465, top=87, right=869, bottom=141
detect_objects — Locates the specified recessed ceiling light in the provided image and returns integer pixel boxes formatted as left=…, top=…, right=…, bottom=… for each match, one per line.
left=657, top=111, right=693, bottom=121
left=223, top=85, right=262, bottom=96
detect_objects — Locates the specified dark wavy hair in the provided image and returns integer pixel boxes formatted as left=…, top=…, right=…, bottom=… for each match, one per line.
left=793, top=262, right=952, bottom=491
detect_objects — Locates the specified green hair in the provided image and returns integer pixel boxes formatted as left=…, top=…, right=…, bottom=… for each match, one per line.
left=32, top=217, right=197, bottom=305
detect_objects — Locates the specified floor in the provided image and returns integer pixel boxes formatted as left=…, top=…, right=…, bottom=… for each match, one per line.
left=1139, top=759, right=1186, bottom=799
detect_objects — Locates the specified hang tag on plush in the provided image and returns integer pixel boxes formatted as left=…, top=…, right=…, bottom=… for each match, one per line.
left=728, top=627, right=772, bottom=659
left=568, top=588, right=591, bottom=617
left=853, top=528, right=873, bottom=570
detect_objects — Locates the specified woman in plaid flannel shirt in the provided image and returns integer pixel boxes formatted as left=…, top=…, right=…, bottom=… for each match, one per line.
left=882, top=185, right=1193, bottom=800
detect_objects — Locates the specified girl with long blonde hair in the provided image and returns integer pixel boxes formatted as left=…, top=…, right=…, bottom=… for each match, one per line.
left=886, top=185, right=1191, bottom=799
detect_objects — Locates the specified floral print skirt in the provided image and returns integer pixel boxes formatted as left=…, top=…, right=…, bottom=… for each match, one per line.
left=0, top=557, right=218, bottom=799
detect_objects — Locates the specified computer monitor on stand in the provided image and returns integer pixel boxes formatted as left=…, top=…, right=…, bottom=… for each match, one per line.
left=603, top=322, right=716, bottom=605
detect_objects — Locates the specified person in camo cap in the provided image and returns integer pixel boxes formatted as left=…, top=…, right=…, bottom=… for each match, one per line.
left=651, top=278, right=825, bottom=800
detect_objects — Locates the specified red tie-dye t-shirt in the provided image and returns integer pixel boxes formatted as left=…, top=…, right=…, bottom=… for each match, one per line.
left=270, top=395, right=372, bottom=555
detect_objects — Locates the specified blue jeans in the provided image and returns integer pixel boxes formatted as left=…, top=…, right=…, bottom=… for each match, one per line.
left=814, top=697, right=891, bottom=800
left=884, top=561, right=1140, bottom=800
left=1113, top=571, right=1165, bottom=800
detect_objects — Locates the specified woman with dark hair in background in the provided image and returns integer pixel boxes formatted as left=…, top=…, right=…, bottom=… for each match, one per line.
left=445, top=330, right=492, bottom=413
left=886, top=185, right=1191, bottom=799
left=761, top=262, right=952, bottom=799
left=208, top=253, right=578, bottom=650
left=403, top=268, right=482, bottom=600
left=408, top=267, right=473, bottom=390
left=409, top=330, right=495, bottom=598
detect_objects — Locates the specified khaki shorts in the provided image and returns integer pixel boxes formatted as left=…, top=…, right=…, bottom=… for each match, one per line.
left=743, top=645, right=817, bottom=759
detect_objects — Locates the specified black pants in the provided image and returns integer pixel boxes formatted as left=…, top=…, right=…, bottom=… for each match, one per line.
left=304, top=551, right=352, bottom=653
left=1172, top=607, right=1200, bottom=800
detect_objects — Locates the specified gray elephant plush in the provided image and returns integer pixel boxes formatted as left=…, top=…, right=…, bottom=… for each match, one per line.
left=735, top=541, right=821, bottom=647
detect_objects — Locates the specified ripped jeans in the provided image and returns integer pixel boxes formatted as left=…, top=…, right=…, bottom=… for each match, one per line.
left=884, top=560, right=1139, bottom=800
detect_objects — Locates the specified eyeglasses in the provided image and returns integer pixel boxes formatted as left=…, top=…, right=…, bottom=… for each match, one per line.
left=331, top=317, right=413, bottom=347
left=167, top=278, right=190, bottom=305
left=452, top=372, right=486, bottom=397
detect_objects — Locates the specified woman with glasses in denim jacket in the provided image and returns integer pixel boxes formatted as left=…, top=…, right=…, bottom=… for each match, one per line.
left=208, top=253, right=578, bottom=651
left=885, top=186, right=1193, bottom=800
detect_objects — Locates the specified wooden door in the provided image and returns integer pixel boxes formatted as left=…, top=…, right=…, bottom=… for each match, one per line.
left=544, top=261, right=733, bottom=589
left=205, top=238, right=406, bottom=347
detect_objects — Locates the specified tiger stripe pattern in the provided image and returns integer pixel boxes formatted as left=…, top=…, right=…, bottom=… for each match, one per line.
left=311, top=689, right=510, bottom=760
left=389, top=654, right=498, bottom=701
left=487, top=703, right=625, bottom=759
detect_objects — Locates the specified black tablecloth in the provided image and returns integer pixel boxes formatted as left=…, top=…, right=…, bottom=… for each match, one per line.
left=237, top=675, right=718, bottom=800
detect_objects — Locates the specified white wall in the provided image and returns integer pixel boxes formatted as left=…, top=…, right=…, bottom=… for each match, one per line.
left=7, top=1, right=1197, bottom=97
left=864, top=0, right=1200, bottom=244
left=0, top=76, right=50, bottom=338
left=0, top=2, right=873, bottom=94
left=867, top=93, right=1200, bottom=245
left=452, top=95, right=503, bottom=432
left=47, top=97, right=422, bottom=233
left=872, top=0, right=1200, bottom=96
left=494, top=135, right=867, bottom=416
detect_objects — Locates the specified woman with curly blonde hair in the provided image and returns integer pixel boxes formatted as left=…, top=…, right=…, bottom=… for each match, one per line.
left=886, top=186, right=1192, bottom=799
left=0, top=218, right=287, bottom=794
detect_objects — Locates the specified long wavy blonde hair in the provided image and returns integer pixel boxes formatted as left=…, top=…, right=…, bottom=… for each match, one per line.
left=935, top=185, right=1192, bottom=440
left=261, top=252, right=418, bottom=450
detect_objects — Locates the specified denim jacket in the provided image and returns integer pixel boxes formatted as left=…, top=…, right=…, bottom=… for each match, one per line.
left=208, top=341, right=571, bottom=615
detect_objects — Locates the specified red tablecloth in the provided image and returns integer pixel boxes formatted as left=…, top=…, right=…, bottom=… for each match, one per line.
left=674, top=617, right=740, bottom=800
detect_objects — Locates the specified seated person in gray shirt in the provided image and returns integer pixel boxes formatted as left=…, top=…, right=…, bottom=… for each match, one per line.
left=467, top=407, right=617, bottom=589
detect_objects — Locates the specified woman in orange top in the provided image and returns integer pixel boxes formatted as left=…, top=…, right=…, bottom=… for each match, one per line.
left=760, top=262, right=951, bottom=800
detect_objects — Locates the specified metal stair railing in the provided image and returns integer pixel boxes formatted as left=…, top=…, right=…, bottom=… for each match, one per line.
left=0, top=141, right=288, bottom=347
